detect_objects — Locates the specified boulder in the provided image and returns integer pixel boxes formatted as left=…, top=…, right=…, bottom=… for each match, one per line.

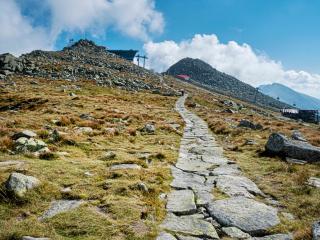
left=39, top=200, right=84, bottom=220
left=12, top=130, right=37, bottom=140
left=238, top=119, right=263, bottom=130
left=308, top=177, right=320, bottom=188
left=291, top=131, right=307, bottom=142
left=156, top=232, right=177, bottom=240
left=313, top=220, right=320, bottom=240
left=75, top=127, right=93, bottom=134
left=141, top=123, right=156, bottom=134
left=0, top=53, right=23, bottom=72
left=208, top=197, right=280, bottom=235
left=5, top=172, right=40, bottom=197
left=14, top=137, right=48, bottom=153
left=265, top=133, right=320, bottom=163
left=100, top=151, right=116, bottom=161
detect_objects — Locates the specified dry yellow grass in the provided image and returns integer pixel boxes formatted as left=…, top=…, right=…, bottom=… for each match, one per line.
left=0, top=76, right=182, bottom=239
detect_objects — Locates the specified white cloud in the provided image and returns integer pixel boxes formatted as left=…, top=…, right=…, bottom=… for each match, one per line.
left=0, top=0, right=164, bottom=56
left=0, top=0, right=53, bottom=56
left=144, top=34, right=320, bottom=99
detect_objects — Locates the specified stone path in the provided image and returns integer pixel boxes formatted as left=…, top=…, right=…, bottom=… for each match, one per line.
left=158, top=95, right=290, bottom=240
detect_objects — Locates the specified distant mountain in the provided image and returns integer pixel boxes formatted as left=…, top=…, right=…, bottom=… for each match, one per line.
left=166, top=58, right=290, bottom=109
left=259, top=83, right=320, bottom=110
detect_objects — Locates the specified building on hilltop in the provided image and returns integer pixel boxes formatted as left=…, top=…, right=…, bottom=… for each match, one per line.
left=107, top=50, right=138, bottom=62
left=281, top=109, right=320, bottom=124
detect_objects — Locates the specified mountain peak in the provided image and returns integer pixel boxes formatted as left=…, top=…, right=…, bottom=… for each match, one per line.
left=63, top=39, right=107, bottom=53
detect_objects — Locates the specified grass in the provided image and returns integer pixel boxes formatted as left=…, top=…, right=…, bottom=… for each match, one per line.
left=167, top=76, right=320, bottom=240
left=0, top=77, right=182, bottom=239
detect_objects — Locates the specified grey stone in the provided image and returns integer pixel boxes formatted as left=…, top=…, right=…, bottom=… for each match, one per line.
left=166, top=190, right=197, bottom=215
left=176, top=235, right=203, bottom=240
left=238, top=119, right=263, bottom=130
left=291, top=130, right=307, bottom=142
left=14, top=137, right=48, bottom=153
left=39, top=200, right=84, bottom=220
left=160, top=213, right=219, bottom=239
left=265, top=133, right=320, bottom=163
left=135, top=182, right=148, bottom=192
left=110, top=164, right=141, bottom=170
left=141, top=123, right=156, bottom=134
left=5, top=172, right=40, bottom=197
left=215, top=175, right=263, bottom=198
left=75, top=127, right=93, bottom=134
left=254, top=234, right=292, bottom=240
left=12, top=130, right=37, bottom=140
left=313, top=220, right=320, bottom=240
left=100, top=151, right=116, bottom=161
left=0, top=160, right=24, bottom=169
left=208, top=197, right=280, bottom=235
left=170, top=166, right=205, bottom=189
left=156, top=232, right=177, bottom=240
left=222, top=227, right=251, bottom=239
left=308, top=177, right=320, bottom=188
left=210, top=164, right=241, bottom=176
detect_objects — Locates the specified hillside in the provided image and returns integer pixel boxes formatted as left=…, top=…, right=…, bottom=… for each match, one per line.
left=166, top=58, right=291, bottom=109
left=259, top=83, right=320, bottom=110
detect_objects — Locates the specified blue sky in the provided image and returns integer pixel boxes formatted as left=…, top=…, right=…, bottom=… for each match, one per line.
left=1, top=0, right=320, bottom=97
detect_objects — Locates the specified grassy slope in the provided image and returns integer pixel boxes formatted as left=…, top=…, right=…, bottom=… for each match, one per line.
left=165, top=76, right=320, bottom=240
left=0, top=76, right=182, bottom=240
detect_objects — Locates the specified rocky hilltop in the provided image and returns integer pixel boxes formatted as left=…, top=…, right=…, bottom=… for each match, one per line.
left=166, top=58, right=291, bottom=109
left=0, top=39, right=176, bottom=95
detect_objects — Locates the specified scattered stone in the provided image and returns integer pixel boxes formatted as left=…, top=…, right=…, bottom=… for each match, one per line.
left=12, top=130, right=37, bottom=140
left=48, top=129, right=61, bottom=142
left=160, top=213, right=219, bottom=239
left=141, top=123, right=156, bottom=134
left=69, top=92, right=76, bottom=97
left=80, top=113, right=94, bottom=120
left=110, top=164, right=141, bottom=170
left=208, top=197, right=280, bottom=235
left=265, top=133, right=320, bottom=163
left=100, top=151, right=116, bottom=161
left=254, top=234, right=292, bottom=240
left=166, top=190, right=197, bottom=215
left=244, top=139, right=257, bottom=145
left=156, top=232, right=177, bottom=240
left=285, top=158, right=307, bottom=165
left=0, top=160, right=24, bottom=170
left=313, top=220, right=320, bottom=240
left=75, top=127, right=93, bottom=134
left=22, top=237, right=50, bottom=240
left=238, top=119, right=263, bottom=130
left=39, top=200, right=84, bottom=220
left=308, top=177, right=320, bottom=188
left=5, top=172, right=40, bottom=198
left=135, top=182, right=149, bottom=193
left=222, top=226, right=251, bottom=239
left=84, top=171, right=94, bottom=177
left=291, top=130, right=307, bottom=142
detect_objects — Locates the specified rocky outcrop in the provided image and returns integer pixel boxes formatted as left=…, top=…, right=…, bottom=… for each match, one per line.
left=0, top=40, right=178, bottom=95
left=313, top=221, right=320, bottom=240
left=39, top=200, right=84, bottom=220
left=238, top=119, right=263, bottom=130
left=265, top=133, right=320, bottom=163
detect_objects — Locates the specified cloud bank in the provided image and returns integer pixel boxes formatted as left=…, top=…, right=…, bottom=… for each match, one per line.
left=144, top=34, right=320, bottom=98
left=0, top=0, right=164, bottom=56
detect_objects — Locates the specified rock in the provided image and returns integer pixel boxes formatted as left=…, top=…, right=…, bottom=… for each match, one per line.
left=5, top=172, right=40, bottom=197
left=160, top=213, right=219, bottom=239
left=244, top=139, right=257, bottom=145
left=75, top=127, right=93, bottom=134
left=135, top=182, right=149, bottom=193
left=49, top=129, right=61, bottom=142
left=14, top=137, right=48, bottom=153
left=12, top=130, right=37, bottom=140
left=110, top=164, right=141, bottom=170
left=39, top=200, right=84, bottom=220
left=265, top=133, right=320, bottom=163
left=157, top=232, right=177, bottom=240
left=208, top=197, right=280, bottom=235
left=100, top=151, right=116, bottom=161
left=22, top=237, right=50, bottom=240
left=291, top=130, right=307, bottom=142
left=0, top=53, right=23, bottom=72
left=170, top=166, right=205, bottom=189
left=281, top=212, right=295, bottom=221
left=141, top=123, right=156, bottom=134
left=313, top=220, right=320, bottom=240
left=215, top=175, right=263, bottom=198
left=222, top=227, right=251, bottom=239
left=285, top=158, right=307, bottom=165
left=176, top=235, right=203, bottom=240
left=210, top=164, right=241, bottom=176
left=238, top=119, right=263, bottom=130
left=79, top=113, right=94, bottom=120
left=69, top=92, right=76, bottom=97
left=166, top=190, right=197, bottom=215
left=0, top=160, right=24, bottom=170
left=84, top=171, right=94, bottom=177
left=254, top=234, right=292, bottom=240
left=308, top=177, right=320, bottom=188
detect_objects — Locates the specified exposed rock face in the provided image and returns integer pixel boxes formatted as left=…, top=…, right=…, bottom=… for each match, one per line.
left=208, top=197, right=280, bottom=235
left=156, top=232, right=177, bottom=240
left=14, top=137, right=49, bottom=155
left=238, top=119, right=263, bottom=130
left=0, top=40, right=177, bottom=95
left=5, top=172, right=40, bottom=197
left=222, top=226, right=251, bottom=239
left=265, top=133, right=320, bottom=163
left=166, top=58, right=290, bottom=109
left=166, top=190, right=197, bottom=215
